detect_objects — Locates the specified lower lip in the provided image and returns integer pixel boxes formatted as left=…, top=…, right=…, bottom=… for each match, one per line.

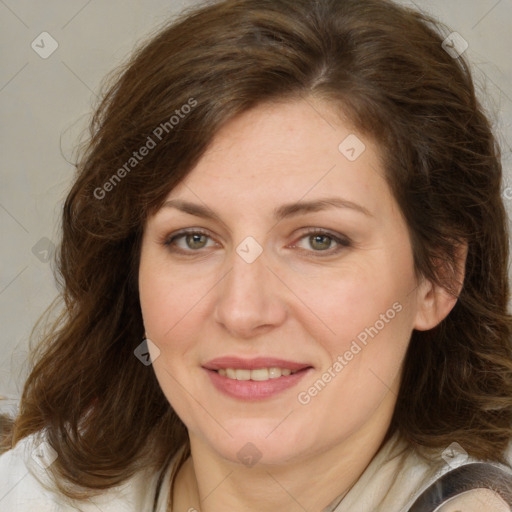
left=204, top=368, right=312, bottom=400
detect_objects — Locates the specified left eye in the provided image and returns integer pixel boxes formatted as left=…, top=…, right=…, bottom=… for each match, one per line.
left=294, top=231, right=349, bottom=252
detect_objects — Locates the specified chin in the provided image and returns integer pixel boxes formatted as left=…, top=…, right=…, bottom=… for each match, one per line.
left=197, top=423, right=313, bottom=468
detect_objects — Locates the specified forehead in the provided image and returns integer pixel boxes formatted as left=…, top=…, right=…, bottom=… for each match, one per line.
left=158, top=99, right=396, bottom=222
left=195, top=99, right=373, bottom=172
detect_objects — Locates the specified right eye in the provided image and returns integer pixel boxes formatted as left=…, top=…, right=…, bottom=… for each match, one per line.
left=163, top=229, right=218, bottom=253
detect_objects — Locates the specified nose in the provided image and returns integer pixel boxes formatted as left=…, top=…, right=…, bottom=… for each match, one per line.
left=213, top=247, right=287, bottom=339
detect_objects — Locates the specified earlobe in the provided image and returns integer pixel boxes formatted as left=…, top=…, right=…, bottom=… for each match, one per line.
left=413, top=242, right=468, bottom=332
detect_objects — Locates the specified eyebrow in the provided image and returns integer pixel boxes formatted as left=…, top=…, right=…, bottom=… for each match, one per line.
left=160, top=197, right=373, bottom=221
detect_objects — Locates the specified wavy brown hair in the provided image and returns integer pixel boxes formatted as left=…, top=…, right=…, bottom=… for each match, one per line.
left=4, top=0, right=512, bottom=499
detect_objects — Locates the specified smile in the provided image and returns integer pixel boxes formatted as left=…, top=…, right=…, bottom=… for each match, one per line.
left=216, top=367, right=300, bottom=381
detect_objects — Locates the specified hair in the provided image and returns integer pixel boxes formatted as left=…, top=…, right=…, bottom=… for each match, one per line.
left=3, top=0, right=512, bottom=500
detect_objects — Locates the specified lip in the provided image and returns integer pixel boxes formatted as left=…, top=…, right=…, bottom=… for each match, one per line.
left=202, top=356, right=312, bottom=371
left=203, top=366, right=313, bottom=401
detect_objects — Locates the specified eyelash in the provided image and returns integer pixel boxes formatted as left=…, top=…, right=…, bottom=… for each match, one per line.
left=162, top=227, right=351, bottom=257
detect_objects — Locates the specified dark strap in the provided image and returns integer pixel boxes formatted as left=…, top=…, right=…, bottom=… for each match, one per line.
left=407, top=462, right=512, bottom=511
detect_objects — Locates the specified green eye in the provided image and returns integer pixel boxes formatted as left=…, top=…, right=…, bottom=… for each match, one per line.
left=294, top=229, right=351, bottom=255
left=185, top=233, right=208, bottom=249
left=308, top=234, right=334, bottom=251
left=164, top=228, right=351, bottom=256
left=164, top=230, right=215, bottom=252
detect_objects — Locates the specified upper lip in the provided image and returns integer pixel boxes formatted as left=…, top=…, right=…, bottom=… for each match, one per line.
left=203, top=357, right=312, bottom=371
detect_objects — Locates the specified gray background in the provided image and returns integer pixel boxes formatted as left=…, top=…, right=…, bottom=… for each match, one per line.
left=1, top=0, right=512, bottom=414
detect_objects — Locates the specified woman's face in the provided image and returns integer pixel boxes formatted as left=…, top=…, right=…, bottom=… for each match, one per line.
left=138, top=98, right=433, bottom=465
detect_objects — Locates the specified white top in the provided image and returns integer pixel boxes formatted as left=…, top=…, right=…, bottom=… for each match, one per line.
left=0, top=430, right=510, bottom=512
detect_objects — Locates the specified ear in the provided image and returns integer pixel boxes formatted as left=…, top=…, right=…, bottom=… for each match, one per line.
left=413, top=241, right=468, bottom=331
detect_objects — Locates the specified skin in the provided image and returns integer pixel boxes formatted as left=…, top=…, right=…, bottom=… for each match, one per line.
left=138, top=98, right=465, bottom=512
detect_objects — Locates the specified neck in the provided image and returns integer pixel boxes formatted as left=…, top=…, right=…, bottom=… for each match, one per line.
left=172, top=425, right=393, bottom=512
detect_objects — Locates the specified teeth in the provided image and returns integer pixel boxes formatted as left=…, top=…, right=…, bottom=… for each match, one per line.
left=216, top=367, right=299, bottom=381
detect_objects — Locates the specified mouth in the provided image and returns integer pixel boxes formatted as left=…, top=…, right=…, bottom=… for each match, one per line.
left=214, top=367, right=302, bottom=381
left=202, top=357, right=313, bottom=400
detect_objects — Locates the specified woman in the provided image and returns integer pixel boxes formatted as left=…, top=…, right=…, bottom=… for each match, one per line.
left=1, top=0, right=512, bottom=510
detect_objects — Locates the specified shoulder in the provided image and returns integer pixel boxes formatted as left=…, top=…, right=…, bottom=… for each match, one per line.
left=0, top=432, right=61, bottom=511
left=435, top=489, right=510, bottom=512
left=0, top=430, right=172, bottom=512
left=402, top=443, right=512, bottom=512
left=361, top=435, right=512, bottom=512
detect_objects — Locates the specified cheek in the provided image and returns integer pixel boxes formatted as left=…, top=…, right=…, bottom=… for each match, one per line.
left=289, top=259, right=415, bottom=393
left=138, top=249, right=177, bottom=337
left=291, top=261, right=407, bottom=334
left=138, top=247, right=192, bottom=335
left=138, top=251, right=216, bottom=361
